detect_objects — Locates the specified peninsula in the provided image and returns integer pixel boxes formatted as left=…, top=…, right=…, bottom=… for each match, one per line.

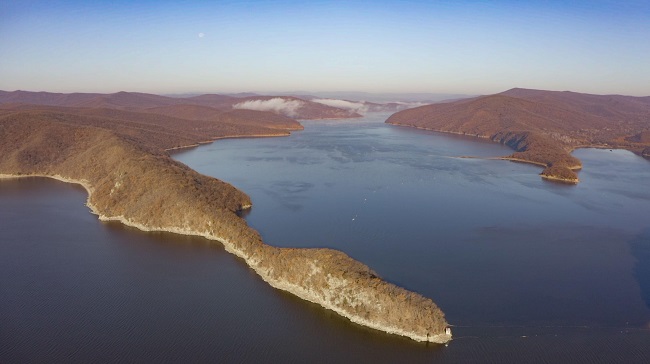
left=387, top=88, right=650, bottom=183
left=0, top=91, right=450, bottom=343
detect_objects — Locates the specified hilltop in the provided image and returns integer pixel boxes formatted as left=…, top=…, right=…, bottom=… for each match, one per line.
left=386, top=88, right=650, bottom=183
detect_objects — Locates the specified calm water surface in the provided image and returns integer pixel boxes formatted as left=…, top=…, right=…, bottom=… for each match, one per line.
left=2, top=113, right=650, bottom=363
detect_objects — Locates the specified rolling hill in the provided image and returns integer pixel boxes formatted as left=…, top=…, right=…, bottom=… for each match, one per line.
left=387, top=88, right=650, bottom=183
left=0, top=90, right=361, bottom=119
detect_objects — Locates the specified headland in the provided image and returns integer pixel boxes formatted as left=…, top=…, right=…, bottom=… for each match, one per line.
left=0, top=94, right=451, bottom=343
left=387, top=88, right=650, bottom=183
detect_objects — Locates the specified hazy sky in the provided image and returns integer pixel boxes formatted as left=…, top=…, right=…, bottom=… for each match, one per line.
left=2, top=0, right=649, bottom=95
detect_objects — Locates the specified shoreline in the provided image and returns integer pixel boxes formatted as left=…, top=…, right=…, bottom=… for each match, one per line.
left=297, top=115, right=364, bottom=121
left=449, top=156, right=581, bottom=183
left=387, top=122, right=587, bottom=183
left=540, top=174, right=579, bottom=184
left=386, top=122, right=491, bottom=140
left=165, top=132, right=292, bottom=152
left=388, top=120, right=650, bottom=160
left=389, top=121, right=650, bottom=161
left=0, top=172, right=451, bottom=344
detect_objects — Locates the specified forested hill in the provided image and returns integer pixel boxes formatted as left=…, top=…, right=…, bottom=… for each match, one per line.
left=386, top=88, right=650, bottom=183
left=0, top=90, right=361, bottom=120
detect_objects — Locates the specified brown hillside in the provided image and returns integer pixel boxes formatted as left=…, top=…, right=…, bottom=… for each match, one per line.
left=70, top=91, right=183, bottom=109
left=183, top=93, right=237, bottom=107
left=144, top=104, right=303, bottom=130
left=0, top=104, right=450, bottom=343
left=0, top=90, right=101, bottom=106
left=628, top=131, right=650, bottom=144
left=0, top=109, right=200, bottom=150
left=0, top=90, right=362, bottom=120
left=387, top=89, right=650, bottom=183
left=0, top=104, right=294, bottom=150
left=145, top=103, right=228, bottom=119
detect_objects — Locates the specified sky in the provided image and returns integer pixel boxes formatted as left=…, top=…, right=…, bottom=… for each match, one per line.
left=1, top=0, right=649, bottom=96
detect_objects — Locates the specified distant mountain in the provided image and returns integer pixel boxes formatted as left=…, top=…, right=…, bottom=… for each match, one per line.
left=224, top=92, right=261, bottom=98
left=0, top=90, right=182, bottom=109
left=0, top=90, right=362, bottom=119
left=500, top=88, right=650, bottom=121
left=387, top=88, right=650, bottom=183
left=144, top=104, right=303, bottom=131
left=71, top=91, right=183, bottom=109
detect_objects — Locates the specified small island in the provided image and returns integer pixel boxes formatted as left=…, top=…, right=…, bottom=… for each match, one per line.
left=0, top=91, right=451, bottom=343
left=387, top=88, right=650, bottom=183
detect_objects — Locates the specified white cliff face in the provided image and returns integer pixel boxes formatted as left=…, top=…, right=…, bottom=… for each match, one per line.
left=232, top=98, right=305, bottom=118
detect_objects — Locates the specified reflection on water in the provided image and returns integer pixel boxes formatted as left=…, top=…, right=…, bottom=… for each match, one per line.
left=3, top=113, right=650, bottom=362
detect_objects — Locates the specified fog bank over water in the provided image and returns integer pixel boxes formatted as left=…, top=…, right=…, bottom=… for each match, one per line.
left=232, top=98, right=305, bottom=117
left=280, top=91, right=473, bottom=103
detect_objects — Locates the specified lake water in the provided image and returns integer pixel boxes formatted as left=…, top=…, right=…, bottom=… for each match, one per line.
left=2, top=113, right=650, bottom=363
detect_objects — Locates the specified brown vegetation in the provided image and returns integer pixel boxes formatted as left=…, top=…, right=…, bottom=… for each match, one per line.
left=628, top=131, right=650, bottom=144
left=144, top=105, right=304, bottom=131
left=0, top=104, right=297, bottom=150
left=0, top=100, right=449, bottom=342
left=0, top=90, right=360, bottom=120
left=386, top=88, right=650, bottom=183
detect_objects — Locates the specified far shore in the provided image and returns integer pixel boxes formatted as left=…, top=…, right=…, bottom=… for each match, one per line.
left=165, top=132, right=292, bottom=153
left=387, top=123, right=647, bottom=184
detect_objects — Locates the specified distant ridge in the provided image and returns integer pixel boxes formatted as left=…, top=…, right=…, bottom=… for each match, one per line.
left=0, top=90, right=361, bottom=119
left=387, top=88, right=650, bottom=183
left=0, top=90, right=102, bottom=106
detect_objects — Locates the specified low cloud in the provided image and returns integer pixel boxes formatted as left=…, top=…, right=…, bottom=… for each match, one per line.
left=232, top=98, right=304, bottom=117
left=312, top=98, right=369, bottom=114
left=394, top=101, right=428, bottom=107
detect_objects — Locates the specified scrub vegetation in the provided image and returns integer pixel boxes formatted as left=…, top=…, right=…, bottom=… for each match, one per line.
left=387, top=88, right=650, bottom=183
left=0, top=92, right=450, bottom=343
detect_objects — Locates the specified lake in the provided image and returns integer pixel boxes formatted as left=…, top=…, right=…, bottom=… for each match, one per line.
left=2, top=112, right=650, bottom=363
